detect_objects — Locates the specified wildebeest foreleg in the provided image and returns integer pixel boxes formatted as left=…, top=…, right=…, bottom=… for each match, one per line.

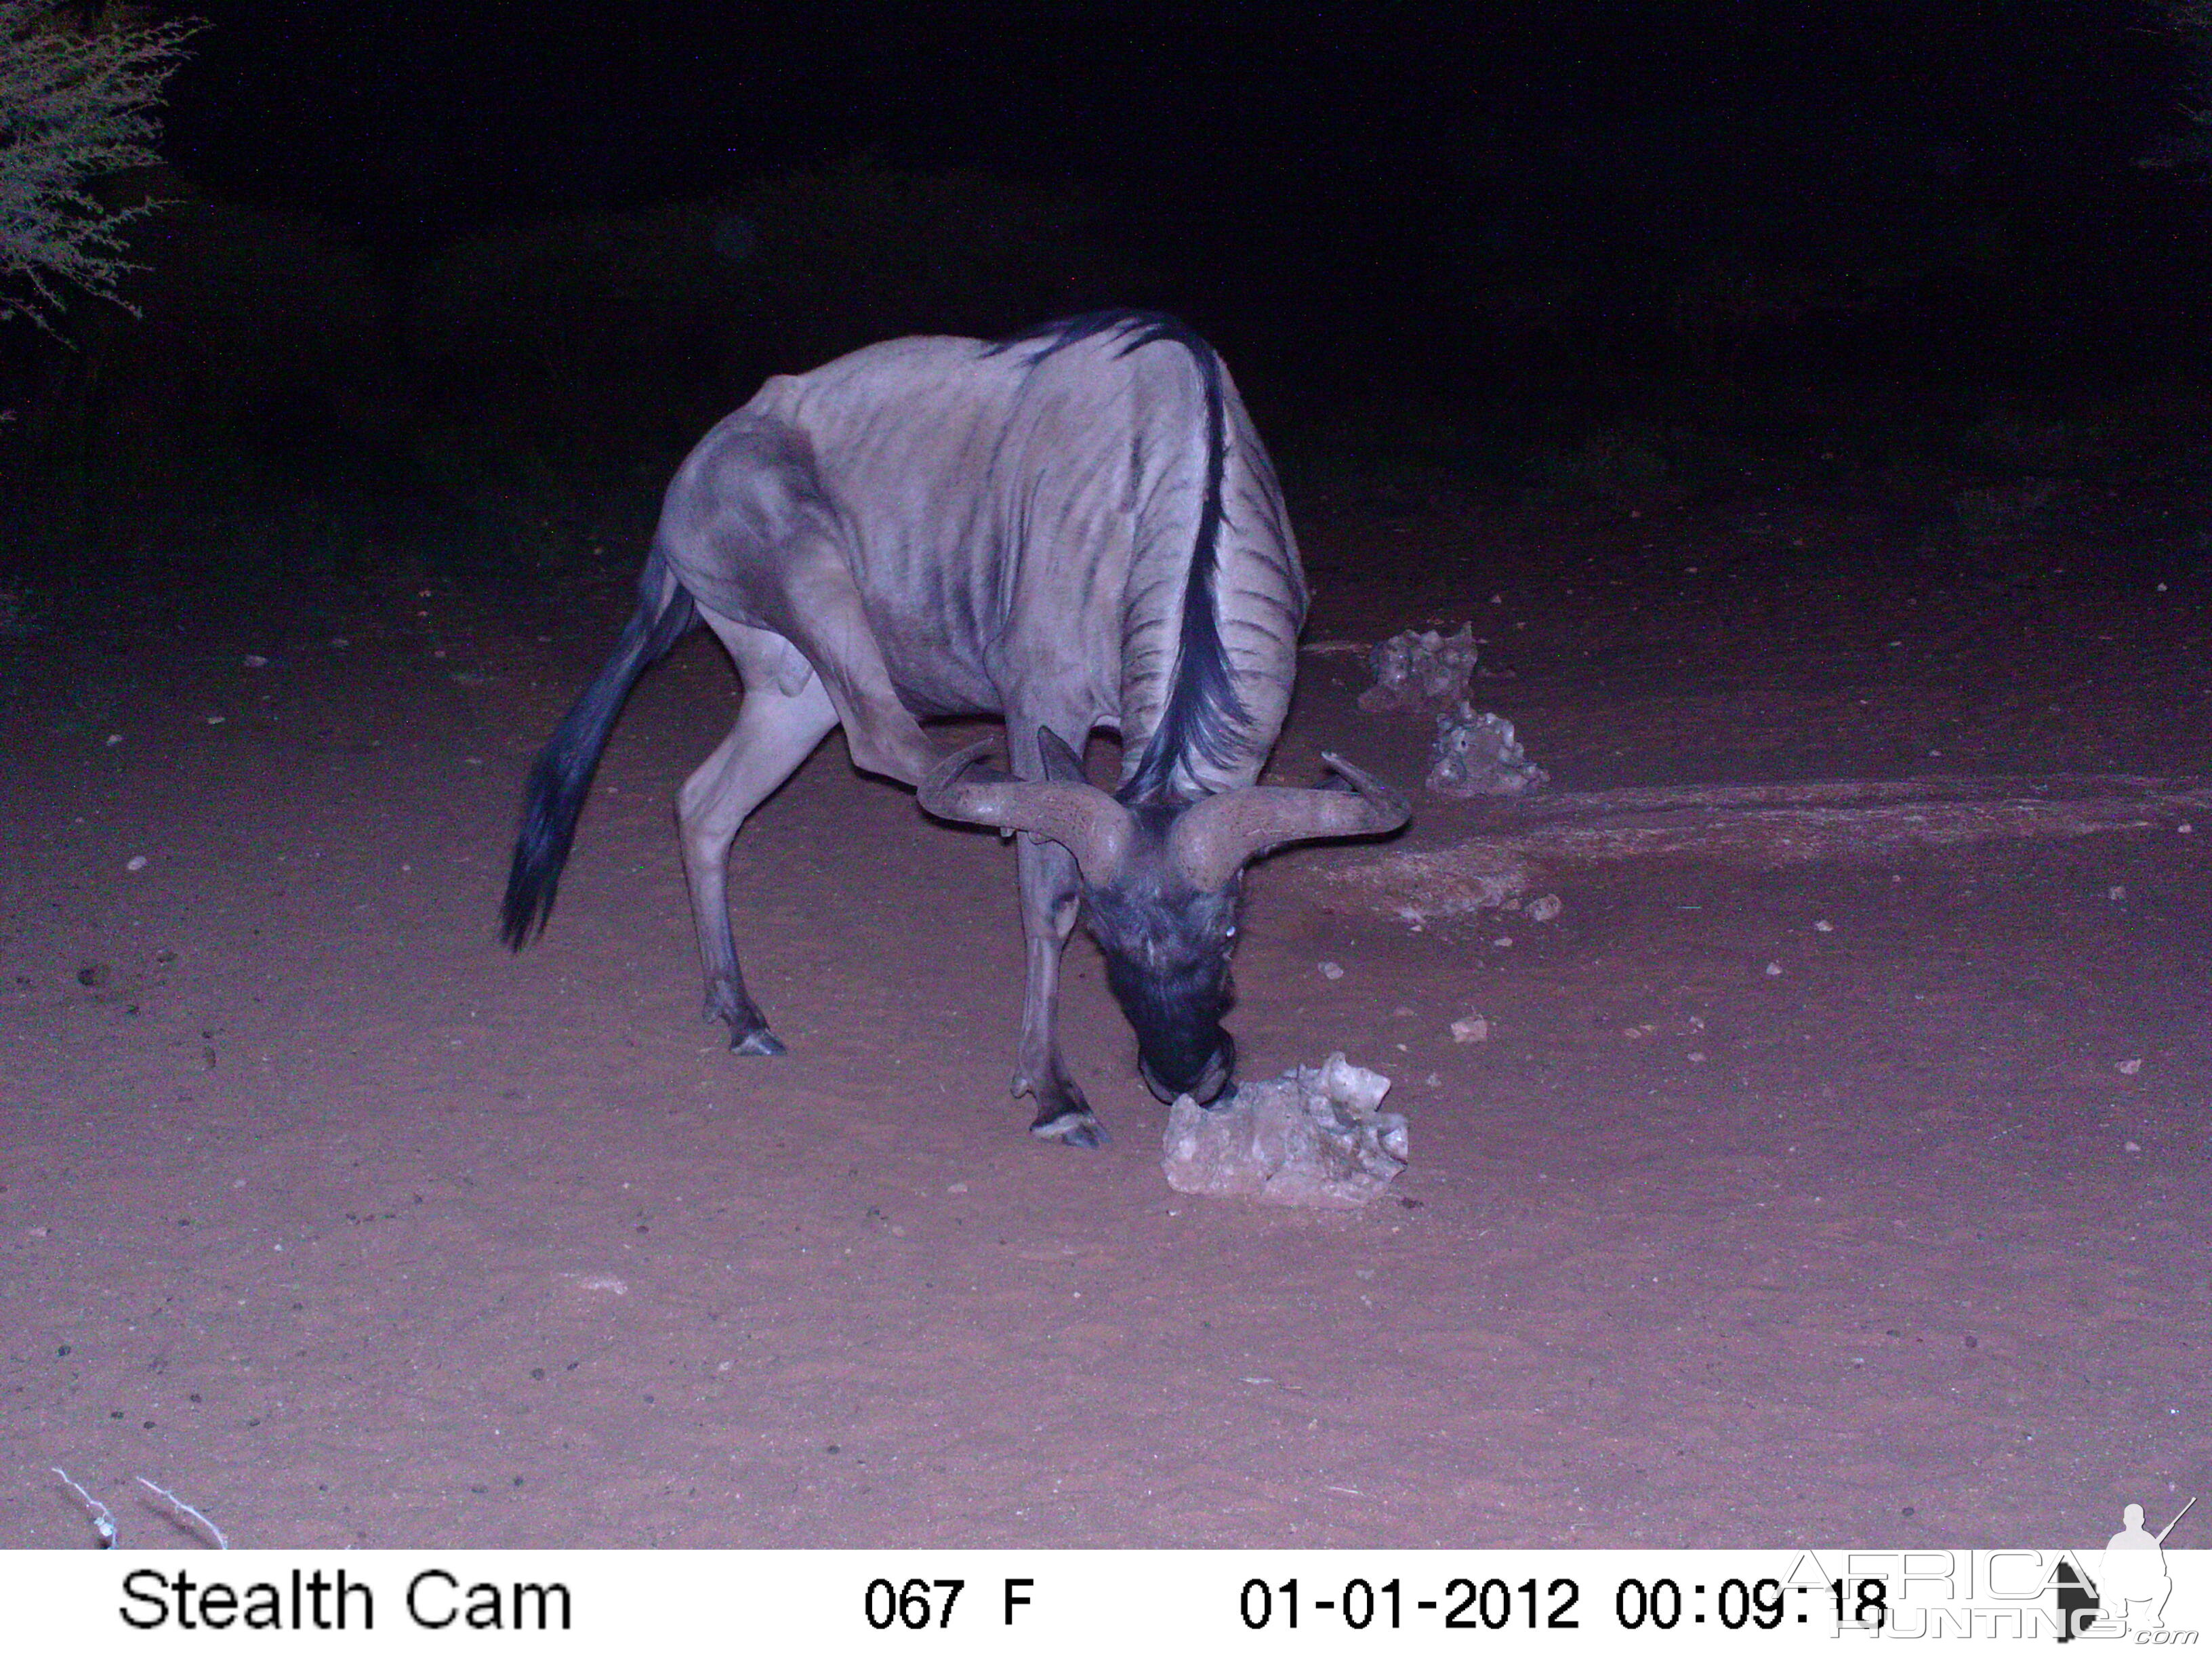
left=679, top=619, right=840, bottom=1053
left=1012, top=831, right=1105, bottom=1147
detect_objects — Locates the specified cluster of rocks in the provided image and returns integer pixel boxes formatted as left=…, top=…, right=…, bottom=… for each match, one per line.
left=1357, top=623, right=1480, bottom=714
left=1358, top=624, right=1550, bottom=798
left=1429, top=705, right=1549, bottom=798
left=1162, top=1052, right=1409, bottom=1209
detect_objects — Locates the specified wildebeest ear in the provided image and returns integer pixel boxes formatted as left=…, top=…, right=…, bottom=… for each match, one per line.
left=1037, top=726, right=1088, bottom=785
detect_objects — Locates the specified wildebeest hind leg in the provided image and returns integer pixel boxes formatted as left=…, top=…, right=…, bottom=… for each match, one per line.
left=679, top=621, right=839, bottom=1053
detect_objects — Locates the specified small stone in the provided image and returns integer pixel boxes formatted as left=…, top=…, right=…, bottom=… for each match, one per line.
left=1318, top=961, right=1344, bottom=980
left=1492, top=936, right=1513, bottom=949
left=1527, top=893, right=1563, bottom=922
left=1450, top=1015, right=1489, bottom=1044
left=125, top=855, right=148, bottom=872
left=1814, top=919, right=1834, bottom=933
left=2123, top=1141, right=2142, bottom=1153
left=1765, top=961, right=1783, bottom=977
left=2117, top=1059, right=2142, bottom=1076
left=242, top=654, right=268, bottom=668
left=2108, top=885, right=2127, bottom=901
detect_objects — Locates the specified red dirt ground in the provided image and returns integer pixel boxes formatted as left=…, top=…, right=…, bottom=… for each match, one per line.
left=3, top=487, right=2207, bottom=1548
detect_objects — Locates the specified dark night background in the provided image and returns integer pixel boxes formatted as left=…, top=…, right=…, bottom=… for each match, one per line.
left=9, top=5, right=2212, bottom=1552
left=3, top=1, right=2209, bottom=575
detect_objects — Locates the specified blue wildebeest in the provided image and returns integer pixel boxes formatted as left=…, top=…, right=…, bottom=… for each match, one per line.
left=500, top=311, right=1407, bottom=1146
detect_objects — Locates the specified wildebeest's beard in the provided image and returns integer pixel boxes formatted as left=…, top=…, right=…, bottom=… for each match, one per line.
left=1087, top=877, right=1240, bottom=1105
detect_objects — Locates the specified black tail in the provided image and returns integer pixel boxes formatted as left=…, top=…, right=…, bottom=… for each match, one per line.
left=499, top=552, right=697, bottom=949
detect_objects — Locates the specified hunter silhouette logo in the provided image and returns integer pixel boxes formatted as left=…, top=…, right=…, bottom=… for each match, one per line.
left=2056, top=1495, right=2196, bottom=1641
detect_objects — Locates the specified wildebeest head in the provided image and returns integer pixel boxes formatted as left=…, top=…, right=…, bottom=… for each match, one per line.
left=918, top=731, right=1409, bottom=1105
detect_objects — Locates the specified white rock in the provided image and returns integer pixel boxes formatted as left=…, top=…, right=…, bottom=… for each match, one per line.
left=1318, top=961, right=1344, bottom=980
left=1318, top=1050, right=1392, bottom=1115
left=1527, top=893, right=1563, bottom=922
left=1162, top=1056, right=1409, bottom=1208
left=1450, top=1015, right=1490, bottom=1044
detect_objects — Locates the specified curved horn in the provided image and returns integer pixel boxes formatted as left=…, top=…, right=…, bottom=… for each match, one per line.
left=916, top=739, right=1133, bottom=884
left=1168, top=752, right=1411, bottom=890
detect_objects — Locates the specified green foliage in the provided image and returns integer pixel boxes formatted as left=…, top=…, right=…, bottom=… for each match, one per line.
left=0, top=2, right=198, bottom=331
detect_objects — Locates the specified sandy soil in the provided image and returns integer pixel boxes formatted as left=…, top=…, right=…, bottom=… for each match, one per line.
left=3, top=483, right=2207, bottom=1549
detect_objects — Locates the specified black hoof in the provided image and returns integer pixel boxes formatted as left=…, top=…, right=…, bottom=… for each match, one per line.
left=731, top=1028, right=786, bottom=1057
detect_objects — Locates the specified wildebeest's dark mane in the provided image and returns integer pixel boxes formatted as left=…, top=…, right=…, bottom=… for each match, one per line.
left=987, top=310, right=1247, bottom=805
